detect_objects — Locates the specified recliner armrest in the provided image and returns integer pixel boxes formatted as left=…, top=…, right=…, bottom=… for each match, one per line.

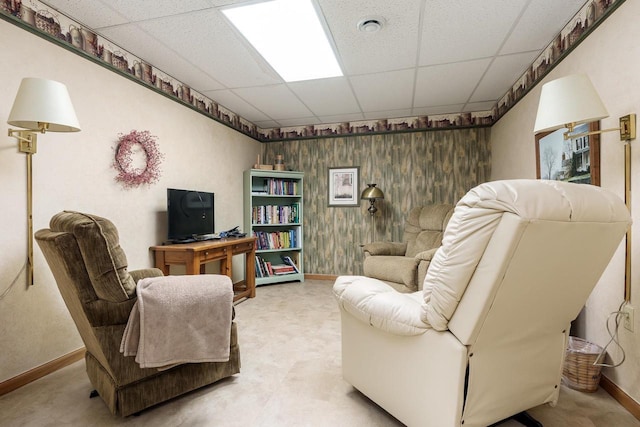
left=363, top=242, right=407, bottom=256
left=333, top=275, right=428, bottom=335
left=130, top=268, right=164, bottom=283
left=414, top=248, right=439, bottom=261
left=85, top=269, right=163, bottom=327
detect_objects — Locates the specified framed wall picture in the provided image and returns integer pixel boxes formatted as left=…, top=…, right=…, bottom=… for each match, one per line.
left=328, top=166, right=359, bottom=207
left=535, top=121, right=600, bottom=186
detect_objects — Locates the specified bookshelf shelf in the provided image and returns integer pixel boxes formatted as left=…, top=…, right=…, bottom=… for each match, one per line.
left=244, top=169, right=304, bottom=286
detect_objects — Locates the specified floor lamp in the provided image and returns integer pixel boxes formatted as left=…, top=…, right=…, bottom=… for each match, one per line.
left=361, top=183, right=384, bottom=242
left=7, top=78, right=81, bottom=286
left=534, top=73, right=635, bottom=301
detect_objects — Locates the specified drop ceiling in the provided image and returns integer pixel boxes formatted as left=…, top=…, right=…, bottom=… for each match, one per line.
left=41, top=0, right=589, bottom=130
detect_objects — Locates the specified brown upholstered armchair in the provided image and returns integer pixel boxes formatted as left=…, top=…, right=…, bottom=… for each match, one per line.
left=35, top=211, right=240, bottom=416
left=362, top=204, right=454, bottom=292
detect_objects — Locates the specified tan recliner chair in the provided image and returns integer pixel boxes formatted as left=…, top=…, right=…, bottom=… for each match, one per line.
left=334, top=180, right=630, bottom=427
left=35, top=211, right=240, bottom=416
left=362, top=204, right=454, bottom=292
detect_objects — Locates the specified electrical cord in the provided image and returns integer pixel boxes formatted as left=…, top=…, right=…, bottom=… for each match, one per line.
left=0, top=262, right=27, bottom=301
left=593, top=300, right=626, bottom=368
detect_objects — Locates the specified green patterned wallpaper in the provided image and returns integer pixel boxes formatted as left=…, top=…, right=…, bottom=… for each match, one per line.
left=262, top=128, right=491, bottom=276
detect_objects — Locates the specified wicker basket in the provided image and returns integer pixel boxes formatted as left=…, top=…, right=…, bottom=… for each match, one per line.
left=562, top=336, right=603, bottom=392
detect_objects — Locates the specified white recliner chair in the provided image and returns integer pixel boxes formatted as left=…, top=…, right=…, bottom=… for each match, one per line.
left=334, top=180, right=630, bottom=427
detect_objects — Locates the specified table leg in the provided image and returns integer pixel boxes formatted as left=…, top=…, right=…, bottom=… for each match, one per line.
left=186, top=257, right=200, bottom=275
left=246, top=251, right=256, bottom=298
left=221, top=251, right=232, bottom=278
left=154, top=251, right=170, bottom=275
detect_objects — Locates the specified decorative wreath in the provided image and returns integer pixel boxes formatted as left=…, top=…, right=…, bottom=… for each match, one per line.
left=113, top=130, right=164, bottom=188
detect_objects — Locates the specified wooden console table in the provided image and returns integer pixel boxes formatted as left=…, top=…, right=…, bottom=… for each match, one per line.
left=150, top=236, right=257, bottom=302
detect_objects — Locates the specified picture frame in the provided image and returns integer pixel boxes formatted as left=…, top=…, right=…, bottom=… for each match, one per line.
left=328, top=166, right=360, bottom=207
left=535, top=121, right=600, bottom=186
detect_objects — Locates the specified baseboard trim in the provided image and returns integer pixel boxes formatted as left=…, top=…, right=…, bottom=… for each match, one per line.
left=304, top=274, right=338, bottom=281
left=601, top=375, right=640, bottom=420
left=0, top=348, right=85, bottom=397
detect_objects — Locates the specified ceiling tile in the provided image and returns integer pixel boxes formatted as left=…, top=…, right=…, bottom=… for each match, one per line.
left=97, top=24, right=225, bottom=91
left=463, top=101, right=496, bottom=112
left=470, top=51, right=539, bottom=102
left=500, top=0, right=587, bottom=54
left=278, top=117, right=322, bottom=127
left=98, top=24, right=173, bottom=65
left=133, top=10, right=282, bottom=88
left=208, top=0, right=255, bottom=6
left=254, top=120, right=281, bottom=129
left=350, top=69, right=415, bottom=112
left=160, top=61, right=225, bottom=92
left=419, top=0, right=528, bottom=66
left=319, top=0, right=424, bottom=75
left=45, top=0, right=128, bottom=28
left=414, top=58, right=491, bottom=107
left=363, top=109, right=413, bottom=121
left=202, top=89, right=272, bottom=122
left=413, top=104, right=466, bottom=116
left=233, top=85, right=314, bottom=120
left=288, top=78, right=360, bottom=116
left=318, top=112, right=365, bottom=123
left=95, top=0, right=216, bottom=23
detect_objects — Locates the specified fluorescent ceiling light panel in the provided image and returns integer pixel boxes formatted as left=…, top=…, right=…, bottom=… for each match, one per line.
left=223, top=0, right=342, bottom=82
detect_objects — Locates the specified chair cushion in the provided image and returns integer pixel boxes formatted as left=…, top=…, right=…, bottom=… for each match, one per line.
left=50, top=211, right=135, bottom=302
left=406, top=230, right=444, bottom=257
left=363, top=255, right=420, bottom=289
left=404, top=205, right=453, bottom=257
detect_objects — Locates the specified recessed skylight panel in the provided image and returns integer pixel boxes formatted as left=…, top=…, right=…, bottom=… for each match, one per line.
left=223, top=0, right=342, bottom=82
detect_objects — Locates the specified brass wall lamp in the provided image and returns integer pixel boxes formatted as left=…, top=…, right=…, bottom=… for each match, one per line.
left=534, top=73, right=635, bottom=301
left=534, top=73, right=636, bottom=141
left=7, top=78, right=81, bottom=286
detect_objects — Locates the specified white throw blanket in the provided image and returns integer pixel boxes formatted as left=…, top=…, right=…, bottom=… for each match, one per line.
left=120, top=274, right=233, bottom=369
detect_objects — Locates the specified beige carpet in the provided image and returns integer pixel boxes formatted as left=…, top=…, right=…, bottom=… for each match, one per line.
left=1, top=279, right=638, bottom=426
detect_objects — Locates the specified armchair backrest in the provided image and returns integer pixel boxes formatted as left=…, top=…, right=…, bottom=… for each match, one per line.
left=48, top=211, right=136, bottom=301
left=403, top=204, right=454, bottom=257
left=35, top=212, right=139, bottom=380
left=419, top=179, right=630, bottom=425
left=421, top=180, right=630, bottom=335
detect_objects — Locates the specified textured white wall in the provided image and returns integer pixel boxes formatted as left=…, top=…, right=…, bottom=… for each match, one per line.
left=492, top=0, right=640, bottom=403
left=0, top=20, right=261, bottom=381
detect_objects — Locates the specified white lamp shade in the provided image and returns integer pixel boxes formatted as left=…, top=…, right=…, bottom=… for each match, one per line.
left=533, top=74, right=609, bottom=134
left=8, top=78, right=81, bottom=132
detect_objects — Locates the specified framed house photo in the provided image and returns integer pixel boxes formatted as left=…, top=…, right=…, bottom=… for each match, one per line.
left=535, top=121, right=600, bottom=186
left=328, top=166, right=359, bottom=207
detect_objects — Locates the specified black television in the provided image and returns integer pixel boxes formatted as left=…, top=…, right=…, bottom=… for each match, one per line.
left=167, top=188, right=215, bottom=242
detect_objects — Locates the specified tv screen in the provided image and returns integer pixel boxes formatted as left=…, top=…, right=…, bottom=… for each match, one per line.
left=167, top=188, right=215, bottom=242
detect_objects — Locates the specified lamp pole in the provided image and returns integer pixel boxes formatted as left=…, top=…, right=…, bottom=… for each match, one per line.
left=361, top=183, right=384, bottom=243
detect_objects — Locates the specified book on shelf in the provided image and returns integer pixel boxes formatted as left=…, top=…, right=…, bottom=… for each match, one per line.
left=255, top=256, right=265, bottom=278
left=253, top=229, right=298, bottom=250
left=271, top=264, right=296, bottom=275
left=265, top=261, right=274, bottom=276
left=281, top=255, right=300, bottom=273
left=251, top=203, right=300, bottom=225
left=255, top=256, right=297, bottom=277
left=254, top=178, right=299, bottom=196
